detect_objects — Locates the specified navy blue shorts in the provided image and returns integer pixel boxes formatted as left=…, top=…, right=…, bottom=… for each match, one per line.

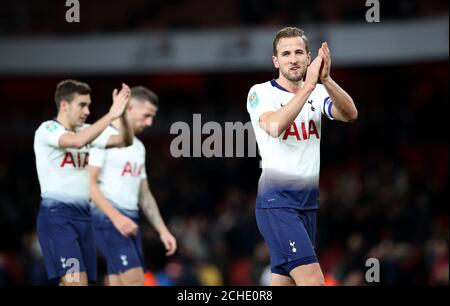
left=91, top=207, right=146, bottom=275
left=255, top=207, right=318, bottom=276
left=36, top=198, right=97, bottom=282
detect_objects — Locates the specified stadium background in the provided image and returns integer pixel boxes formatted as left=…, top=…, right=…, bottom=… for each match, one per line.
left=0, top=0, right=448, bottom=286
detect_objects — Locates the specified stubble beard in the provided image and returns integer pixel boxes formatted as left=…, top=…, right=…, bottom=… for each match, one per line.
left=281, top=66, right=306, bottom=83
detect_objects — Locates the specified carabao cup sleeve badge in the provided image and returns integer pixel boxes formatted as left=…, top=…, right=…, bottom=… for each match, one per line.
left=248, top=92, right=259, bottom=108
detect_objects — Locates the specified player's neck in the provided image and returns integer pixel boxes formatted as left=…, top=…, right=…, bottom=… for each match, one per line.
left=56, top=113, right=76, bottom=131
left=276, top=77, right=303, bottom=93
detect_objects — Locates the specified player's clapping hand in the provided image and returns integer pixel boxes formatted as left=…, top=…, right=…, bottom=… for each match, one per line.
left=160, top=229, right=177, bottom=256
left=319, top=42, right=331, bottom=82
left=304, top=51, right=323, bottom=88
left=111, top=212, right=138, bottom=237
left=109, top=83, right=131, bottom=119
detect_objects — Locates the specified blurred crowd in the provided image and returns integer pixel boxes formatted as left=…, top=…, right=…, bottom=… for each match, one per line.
left=0, top=0, right=448, bottom=35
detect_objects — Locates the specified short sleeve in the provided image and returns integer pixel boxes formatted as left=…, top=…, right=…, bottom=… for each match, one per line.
left=89, top=127, right=116, bottom=166
left=316, top=84, right=334, bottom=120
left=246, top=84, right=277, bottom=125
left=91, top=127, right=112, bottom=149
left=140, top=145, right=147, bottom=179
left=140, top=165, right=147, bottom=179
left=88, top=146, right=107, bottom=168
left=36, top=121, right=67, bottom=148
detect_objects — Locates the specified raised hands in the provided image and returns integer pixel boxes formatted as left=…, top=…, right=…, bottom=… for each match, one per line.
left=305, top=42, right=332, bottom=88
left=109, top=83, right=131, bottom=119
left=304, top=52, right=323, bottom=89
left=319, top=42, right=331, bottom=82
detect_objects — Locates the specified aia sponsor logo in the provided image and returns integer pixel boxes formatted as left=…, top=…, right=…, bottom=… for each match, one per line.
left=282, top=120, right=319, bottom=141
left=60, top=152, right=89, bottom=168
left=121, top=161, right=144, bottom=177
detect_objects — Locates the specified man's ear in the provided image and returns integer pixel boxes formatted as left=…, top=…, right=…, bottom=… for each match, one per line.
left=272, top=55, right=279, bottom=69
left=59, top=100, right=68, bottom=112
left=307, top=52, right=312, bottom=65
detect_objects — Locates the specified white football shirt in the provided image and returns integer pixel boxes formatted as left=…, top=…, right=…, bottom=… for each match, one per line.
left=89, top=126, right=147, bottom=211
left=34, top=120, right=110, bottom=205
left=247, top=80, right=333, bottom=209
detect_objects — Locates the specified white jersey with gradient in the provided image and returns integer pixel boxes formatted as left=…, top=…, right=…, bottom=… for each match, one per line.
left=89, top=126, right=147, bottom=211
left=247, top=80, right=334, bottom=210
left=34, top=120, right=110, bottom=205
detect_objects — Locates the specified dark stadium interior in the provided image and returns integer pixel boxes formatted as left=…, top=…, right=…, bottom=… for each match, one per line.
left=0, top=0, right=447, bottom=34
left=0, top=0, right=448, bottom=286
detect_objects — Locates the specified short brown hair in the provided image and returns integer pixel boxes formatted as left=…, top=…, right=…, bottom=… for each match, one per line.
left=54, top=79, right=91, bottom=111
left=273, top=27, right=309, bottom=56
left=131, top=86, right=159, bottom=107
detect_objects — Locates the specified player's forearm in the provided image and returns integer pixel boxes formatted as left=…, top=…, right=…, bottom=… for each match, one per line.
left=119, top=114, right=134, bottom=147
left=90, top=182, right=121, bottom=220
left=105, top=115, right=134, bottom=148
left=322, top=78, right=358, bottom=122
left=71, top=113, right=114, bottom=148
left=262, top=84, right=315, bottom=137
left=139, top=191, right=167, bottom=234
